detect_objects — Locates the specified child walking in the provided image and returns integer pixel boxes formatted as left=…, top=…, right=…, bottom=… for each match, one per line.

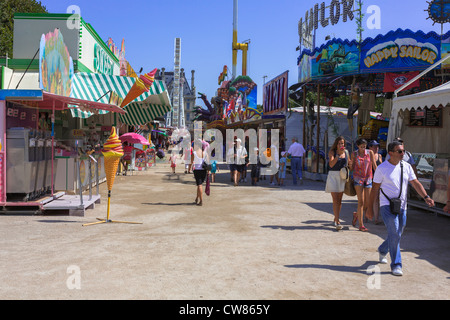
left=210, top=160, right=218, bottom=182
left=169, top=153, right=177, bottom=174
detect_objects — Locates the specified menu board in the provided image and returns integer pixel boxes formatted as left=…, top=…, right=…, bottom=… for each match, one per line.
left=409, top=107, right=442, bottom=127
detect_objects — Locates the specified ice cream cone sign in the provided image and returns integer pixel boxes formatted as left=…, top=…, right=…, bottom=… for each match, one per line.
left=102, top=127, right=124, bottom=191
left=120, top=68, right=158, bottom=108
left=82, top=127, right=142, bottom=226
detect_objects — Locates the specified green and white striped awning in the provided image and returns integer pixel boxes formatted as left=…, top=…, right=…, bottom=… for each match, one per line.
left=119, top=101, right=171, bottom=126
left=69, top=73, right=171, bottom=122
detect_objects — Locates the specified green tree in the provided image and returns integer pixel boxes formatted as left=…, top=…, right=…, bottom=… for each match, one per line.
left=0, top=0, right=48, bottom=57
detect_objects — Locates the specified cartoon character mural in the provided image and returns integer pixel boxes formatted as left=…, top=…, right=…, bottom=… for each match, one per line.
left=194, top=72, right=260, bottom=125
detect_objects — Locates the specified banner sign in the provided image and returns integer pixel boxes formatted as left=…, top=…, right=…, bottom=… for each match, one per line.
left=383, top=71, right=420, bottom=92
left=263, top=71, right=288, bottom=115
left=360, top=29, right=442, bottom=73
left=298, top=0, right=355, bottom=50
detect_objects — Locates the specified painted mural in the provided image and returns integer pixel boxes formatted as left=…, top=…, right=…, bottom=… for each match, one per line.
left=297, top=29, right=450, bottom=82
left=39, top=28, right=74, bottom=97
left=298, top=38, right=360, bottom=82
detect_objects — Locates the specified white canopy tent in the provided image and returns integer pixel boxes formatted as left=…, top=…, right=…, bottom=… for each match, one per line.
left=388, top=81, right=450, bottom=154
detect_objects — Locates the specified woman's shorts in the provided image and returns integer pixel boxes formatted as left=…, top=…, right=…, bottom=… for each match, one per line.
left=193, top=169, right=207, bottom=186
left=325, top=170, right=346, bottom=193
left=236, top=164, right=246, bottom=173
left=354, top=178, right=373, bottom=188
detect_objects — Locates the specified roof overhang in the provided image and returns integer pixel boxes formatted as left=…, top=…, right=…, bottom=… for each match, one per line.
left=1, top=89, right=125, bottom=114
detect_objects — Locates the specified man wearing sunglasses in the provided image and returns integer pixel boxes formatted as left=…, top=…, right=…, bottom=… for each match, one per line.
left=367, top=141, right=434, bottom=276
left=385, top=137, right=417, bottom=176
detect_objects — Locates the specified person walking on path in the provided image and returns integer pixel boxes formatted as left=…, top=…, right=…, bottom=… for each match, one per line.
left=233, top=138, right=247, bottom=186
left=210, top=159, right=218, bottom=183
left=367, top=141, right=434, bottom=276
left=192, top=140, right=208, bottom=206
left=247, top=147, right=261, bottom=186
left=278, top=151, right=287, bottom=186
left=287, top=137, right=306, bottom=185
left=169, top=153, right=178, bottom=174
left=184, top=143, right=193, bottom=174
left=368, top=140, right=383, bottom=224
left=325, top=136, right=352, bottom=230
left=351, top=138, right=378, bottom=232
left=226, top=140, right=236, bottom=183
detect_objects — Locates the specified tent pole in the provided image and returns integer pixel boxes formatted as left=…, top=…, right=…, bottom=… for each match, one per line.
left=51, top=100, right=55, bottom=197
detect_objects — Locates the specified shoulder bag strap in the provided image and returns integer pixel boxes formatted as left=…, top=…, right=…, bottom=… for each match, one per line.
left=398, top=161, right=403, bottom=199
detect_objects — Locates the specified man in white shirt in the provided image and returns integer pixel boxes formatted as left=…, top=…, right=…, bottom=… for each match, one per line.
left=287, top=137, right=306, bottom=185
left=233, top=138, right=247, bottom=186
left=367, top=141, right=434, bottom=276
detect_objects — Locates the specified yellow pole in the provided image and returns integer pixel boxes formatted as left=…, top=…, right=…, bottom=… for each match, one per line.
left=241, top=43, right=248, bottom=76
left=106, top=190, right=111, bottom=221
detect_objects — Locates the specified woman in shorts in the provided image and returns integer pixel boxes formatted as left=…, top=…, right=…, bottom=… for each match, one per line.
left=193, top=140, right=207, bottom=206
left=351, top=138, right=377, bottom=231
left=326, top=136, right=351, bottom=230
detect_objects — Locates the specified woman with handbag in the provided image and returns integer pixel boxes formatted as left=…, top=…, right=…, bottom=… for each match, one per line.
left=326, top=136, right=352, bottom=230
left=350, top=138, right=378, bottom=232
left=193, top=140, right=208, bottom=206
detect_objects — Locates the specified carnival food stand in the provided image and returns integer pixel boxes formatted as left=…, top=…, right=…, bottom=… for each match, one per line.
left=0, top=89, right=125, bottom=214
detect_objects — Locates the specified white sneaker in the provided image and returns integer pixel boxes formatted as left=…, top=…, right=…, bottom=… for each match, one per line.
left=392, top=267, right=403, bottom=276
left=379, top=253, right=388, bottom=264
left=334, top=222, right=343, bottom=230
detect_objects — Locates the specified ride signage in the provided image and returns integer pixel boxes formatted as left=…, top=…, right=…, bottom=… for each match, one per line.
left=299, top=0, right=355, bottom=49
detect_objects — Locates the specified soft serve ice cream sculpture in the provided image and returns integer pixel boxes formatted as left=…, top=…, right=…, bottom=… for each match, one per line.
left=83, top=128, right=142, bottom=226
left=120, top=68, right=158, bottom=108
left=102, top=127, right=124, bottom=191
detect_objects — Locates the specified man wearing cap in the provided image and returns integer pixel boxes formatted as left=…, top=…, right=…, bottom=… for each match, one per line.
left=287, top=137, right=306, bottom=185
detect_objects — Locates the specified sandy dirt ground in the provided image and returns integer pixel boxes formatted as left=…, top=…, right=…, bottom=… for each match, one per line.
left=0, top=159, right=449, bottom=300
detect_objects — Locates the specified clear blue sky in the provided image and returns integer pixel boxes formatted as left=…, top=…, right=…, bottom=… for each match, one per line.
left=41, top=0, right=449, bottom=108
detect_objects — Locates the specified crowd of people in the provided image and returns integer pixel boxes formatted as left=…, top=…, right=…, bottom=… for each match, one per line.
left=162, top=134, right=447, bottom=277
left=325, top=135, right=436, bottom=276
